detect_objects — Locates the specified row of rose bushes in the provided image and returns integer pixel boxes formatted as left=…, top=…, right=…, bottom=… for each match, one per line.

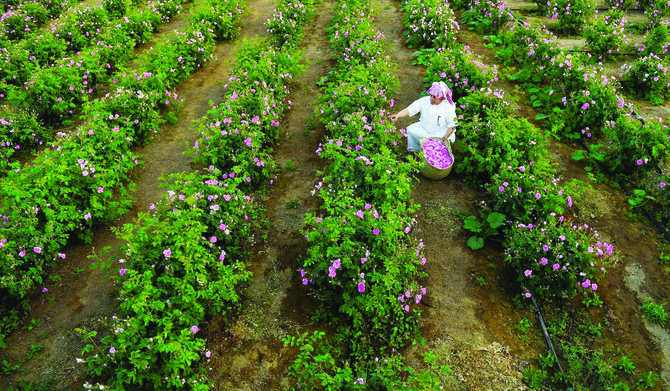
left=5, top=0, right=191, bottom=126
left=284, top=0, right=449, bottom=388
left=462, top=0, right=670, bottom=57
left=0, top=0, right=145, bottom=95
left=468, top=4, right=670, bottom=239
left=77, top=1, right=315, bottom=388
left=0, top=0, right=246, bottom=350
left=0, top=0, right=193, bottom=177
left=0, top=0, right=155, bottom=174
left=406, top=0, right=611, bottom=313
left=79, top=169, right=258, bottom=390
left=443, top=1, right=659, bottom=387
left=0, top=0, right=80, bottom=43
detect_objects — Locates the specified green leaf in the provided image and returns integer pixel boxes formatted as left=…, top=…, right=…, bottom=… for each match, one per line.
left=591, top=152, right=604, bottom=162
left=467, top=236, right=484, bottom=250
left=535, top=113, right=549, bottom=120
left=486, top=212, right=506, bottom=229
left=572, top=150, right=587, bottom=161
left=463, top=216, right=482, bottom=233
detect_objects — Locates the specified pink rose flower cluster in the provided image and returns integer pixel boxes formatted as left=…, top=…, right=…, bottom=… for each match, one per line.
left=422, top=138, right=453, bottom=169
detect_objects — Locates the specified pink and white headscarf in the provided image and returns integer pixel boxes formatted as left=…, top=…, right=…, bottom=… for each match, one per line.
left=427, top=81, right=454, bottom=105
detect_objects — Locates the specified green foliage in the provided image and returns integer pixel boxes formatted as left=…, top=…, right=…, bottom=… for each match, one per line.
left=459, top=0, right=512, bottom=34
left=505, top=217, right=611, bottom=301
left=415, top=44, right=498, bottom=102
left=455, top=111, right=548, bottom=186
left=463, top=211, right=506, bottom=250
left=640, top=297, right=668, bottom=326
left=516, top=318, right=533, bottom=342
left=615, top=353, right=636, bottom=374
left=265, top=0, right=316, bottom=47
left=26, top=318, right=41, bottom=331
left=638, top=371, right=660, bottom=388
left=2, top=359, right=20, bottom=375
left=0, top=107, right=44, bottom=175
left=191, top=0, right=248, bottom=42
left=283, top=331, right=449, bottom=390
left=27, top=343, right=43, bottom=359
left=0, top=0, right=247, bottom=350
left=189, top=40, right=304, bottom=183
left=642, top=23, right=669, bottom=56
left=583, top=12, right=627, bottom=60
left=523, top=366, right=548, bottom=389
left=296, top=0, right=426, bottom=373
left=552, top=0, right=596, bottom=35
left=79, top=169, right=257, bottom=389
left=401, top=0, right=459, bottom=49
left=102, top=0, right=129, bottom=18
left=486, top=164, right=568, bottom=224
left=559, top=66, right=623, bottom=139
left=619, top=55, right=670, bottom=105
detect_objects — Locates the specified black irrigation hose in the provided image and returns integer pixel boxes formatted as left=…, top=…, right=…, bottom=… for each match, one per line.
left=419, top=299, right=437, bottom=309
left=515, top=265, right=572, bottom=389
left=529, top=294, right=573, bottom=390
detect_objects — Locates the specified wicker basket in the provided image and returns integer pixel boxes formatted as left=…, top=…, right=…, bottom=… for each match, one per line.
left=419, top=138, right=454, bottom=180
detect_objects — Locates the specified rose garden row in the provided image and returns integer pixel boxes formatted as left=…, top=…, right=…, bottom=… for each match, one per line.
left=1, top=0, right=147, bottom=96
left=281, top=0, right=451, bottom=388
left=412, top=0, right=661, bottom=387
left=0, top=0, right=193, bottom=175
left=0, top=0, right=81, bottom=44
left=76, top=0, right=317, bottom=388
left=0, top=0, right=244, bottom=349
left=462, top=0, right=670, bottom=245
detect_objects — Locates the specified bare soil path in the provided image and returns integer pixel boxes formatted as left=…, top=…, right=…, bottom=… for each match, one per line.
left=376, top=1, right=531, bottom=389
left=203, top=0, right=335, bottom=389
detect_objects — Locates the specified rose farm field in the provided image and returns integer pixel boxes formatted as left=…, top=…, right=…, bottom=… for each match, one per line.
left=0, top=0, right=670, bottom=389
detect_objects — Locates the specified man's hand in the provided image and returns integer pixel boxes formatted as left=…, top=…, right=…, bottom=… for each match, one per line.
left=442, top=127, right=455, bottom=142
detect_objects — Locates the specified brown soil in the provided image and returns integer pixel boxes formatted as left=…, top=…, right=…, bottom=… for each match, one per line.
left=203, top=0, right=334, bottom=388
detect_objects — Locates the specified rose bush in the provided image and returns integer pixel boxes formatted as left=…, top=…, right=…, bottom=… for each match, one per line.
left=0, top=0, right=245, bottom=348
left=416, top=44, right=499, bottom=102
left=401, top=0, right=459, bottom=49
left=619, top=55, right=670, bottom=105
left=80, top=169, right=257, bottom=390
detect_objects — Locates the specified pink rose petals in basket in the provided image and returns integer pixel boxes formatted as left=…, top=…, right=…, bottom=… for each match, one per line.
left=422, top=138, right=453, bottom=169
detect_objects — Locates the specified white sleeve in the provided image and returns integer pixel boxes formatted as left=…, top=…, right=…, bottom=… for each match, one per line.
left=444, top=104, right=457, bottom=129
left=406, top=97, right=424, bottom=117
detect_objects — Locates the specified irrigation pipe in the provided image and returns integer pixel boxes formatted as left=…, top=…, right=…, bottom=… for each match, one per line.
left=529, top=294, right=573, bottom=390
left=513, top=264, right=572, bottom=389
